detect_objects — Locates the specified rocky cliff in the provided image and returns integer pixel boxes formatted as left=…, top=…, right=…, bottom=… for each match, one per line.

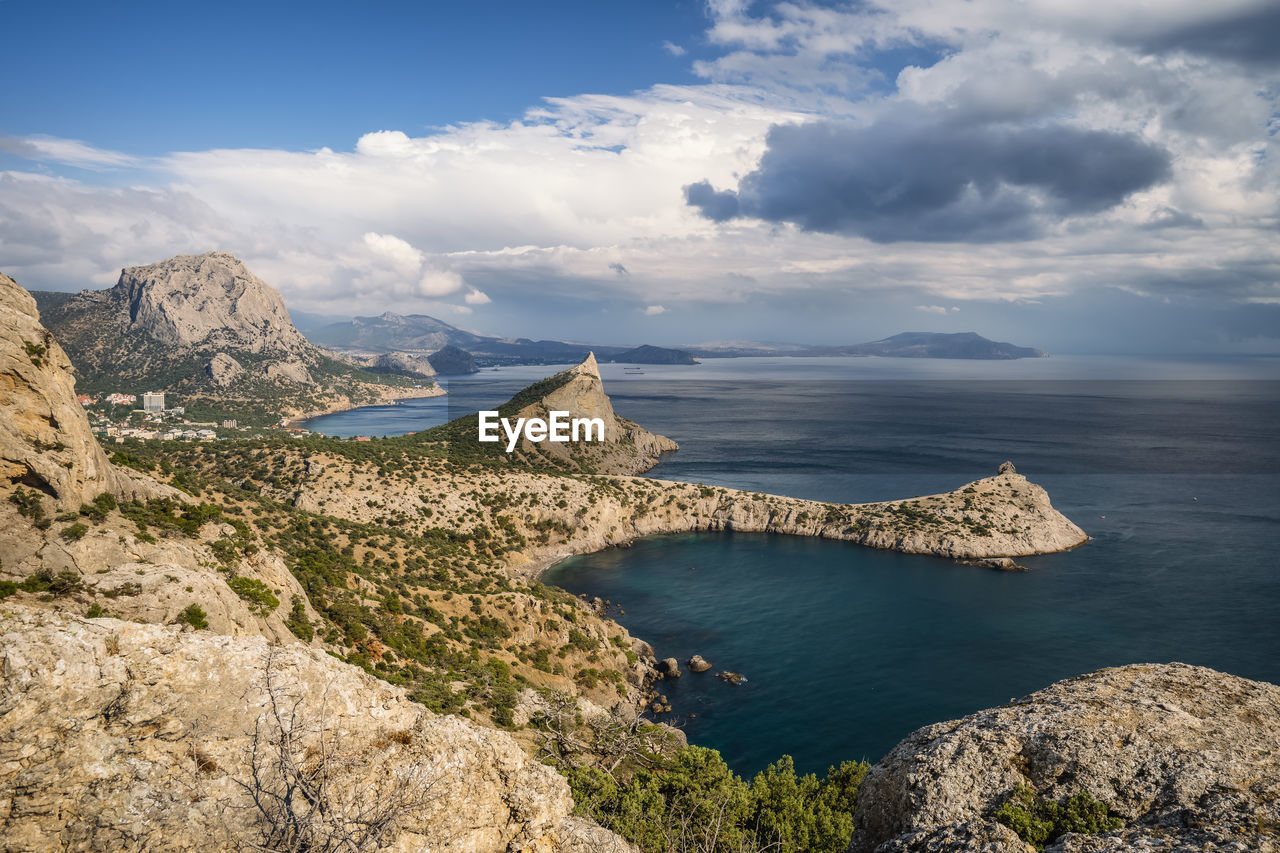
left=847, top=663, right=1280, bottom=852
left=116, top=252, right=312, bottom=354
left=0, top=607, right=630, bottom=852
left=0, top=273, right=171, bottom=509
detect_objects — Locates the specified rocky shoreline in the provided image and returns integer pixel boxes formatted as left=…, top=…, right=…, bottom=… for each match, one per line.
left=281, top=383, right=446, bottom=429
left=512, top=464, right=1088, bottom=582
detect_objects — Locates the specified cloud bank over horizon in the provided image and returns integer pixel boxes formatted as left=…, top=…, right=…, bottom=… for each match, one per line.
left=1, top=0, right=1277, bottom=353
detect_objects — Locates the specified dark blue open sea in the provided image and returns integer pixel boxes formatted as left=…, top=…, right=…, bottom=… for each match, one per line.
left=310, top=356, right=1280, bottom=775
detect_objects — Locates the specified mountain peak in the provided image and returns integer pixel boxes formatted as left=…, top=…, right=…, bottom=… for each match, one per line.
left=114, top=252, right=309, bottom=354
left=567, top=351, right=601, bottom=379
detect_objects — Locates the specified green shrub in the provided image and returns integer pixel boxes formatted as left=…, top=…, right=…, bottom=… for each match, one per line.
left=79, top=492, right=118, bottom=522
left=285, top=595, right=314, bottom=641
left=61, top=522, right=89, bottom=541
left=9, top=487, right=51, bottom=529
left=177, top=603, right=209, bottom=630
left=993, top=784, right=1123, bottom=850
left=226, top=576, right=280, bottom=614
left=16, top=568, right=83, bottom=596
left=568, top=746, right=867, bottom=853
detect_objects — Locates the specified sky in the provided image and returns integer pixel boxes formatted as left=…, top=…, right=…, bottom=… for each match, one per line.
left=1, top=0, right=1278, bottom=354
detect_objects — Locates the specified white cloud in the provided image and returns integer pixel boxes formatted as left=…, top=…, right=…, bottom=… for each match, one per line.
left=416, top=268, right=464, bottom=297
left=0, top=135, right=139, bottom=169
left=662, top=40, right=686, bottom=56
left=362, top=232, right=424, bottom=276
left=643, top=304, right=667, bottom=315
left=0, top=0, right=1276, bottom=333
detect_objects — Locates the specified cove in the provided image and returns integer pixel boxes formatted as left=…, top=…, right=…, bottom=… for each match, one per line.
left=544, top=500, right=1280, bottom=777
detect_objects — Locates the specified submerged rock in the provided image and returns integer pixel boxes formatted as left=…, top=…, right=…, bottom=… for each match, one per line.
left=717, top=671, right=746, bottom=685
left=960, top=556, right=1029, bottom=571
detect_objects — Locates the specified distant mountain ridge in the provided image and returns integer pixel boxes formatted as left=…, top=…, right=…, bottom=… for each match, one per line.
left=688, top=331, right=1046, bottom=359
left=311, top=311, right=645, bottom=365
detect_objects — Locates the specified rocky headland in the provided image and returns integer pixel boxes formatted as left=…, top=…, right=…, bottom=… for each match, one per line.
left=848, top=663, right=1280, bottom=852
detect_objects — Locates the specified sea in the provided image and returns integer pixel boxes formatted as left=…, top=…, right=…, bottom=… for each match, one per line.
left=307, top=356, right=1280, bottom=776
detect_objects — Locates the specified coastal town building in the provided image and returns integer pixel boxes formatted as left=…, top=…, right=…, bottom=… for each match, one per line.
left=142, top=391, right=166, bottom=412
left=105, top=392, right=136, bottom=406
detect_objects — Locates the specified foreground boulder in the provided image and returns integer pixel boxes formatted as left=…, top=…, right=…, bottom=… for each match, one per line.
left=848, top=663, right=1280, bottom=852
left=0, top=606, right=631, bottom=852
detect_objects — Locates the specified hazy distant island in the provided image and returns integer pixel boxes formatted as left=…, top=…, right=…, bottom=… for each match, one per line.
left=603, top=344, right=699, bottom=365
left=827, top=331, right=1048, bottom=360
left=302, top=303, right=1046, bottom=366
left=689, top=331, right=1047, bottom=360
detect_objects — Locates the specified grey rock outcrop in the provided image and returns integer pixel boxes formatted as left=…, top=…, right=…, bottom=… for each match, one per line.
left=658, top=657, right=681, bottom=678
left=265, top=358, right=313, bottom=385
left=373, top=350, right=437, bottom=379
left=848, top=663, right=1280, bottom=852
left=0, top=272, right=173, bottom=509
left=205, top=352, right=244, bottom=387
left=688, top=654, right=713, bottom=673
left=0, top=606, right=633, bottom=852
left=117, top=252, right=310, bottom=354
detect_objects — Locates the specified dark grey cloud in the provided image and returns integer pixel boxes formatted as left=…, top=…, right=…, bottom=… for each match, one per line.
left=1124, top=4, right=1280, bottom=67
left=609, top=261, right=630, bottom=276
left=685, top=116, right=1172, bottom=242
left=684, top=180, right=740, bottom=222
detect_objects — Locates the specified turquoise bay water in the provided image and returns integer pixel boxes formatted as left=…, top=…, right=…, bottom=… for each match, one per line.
left=311, top=356, right=1280, bottom=775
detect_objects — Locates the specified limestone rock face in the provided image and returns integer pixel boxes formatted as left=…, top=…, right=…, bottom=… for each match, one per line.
left=265, top=358, right=313, bottom=385
left=0, top=606, right=633, bottom=853
left=117, top=252, right=309, bottom=354
left=0, top=272, right=171, bottom=508
left=205, top=352, right=244, bottom=386
left=372, top=350, right=437, bottom=379
left=847, top=663, right=1280, bottom=853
